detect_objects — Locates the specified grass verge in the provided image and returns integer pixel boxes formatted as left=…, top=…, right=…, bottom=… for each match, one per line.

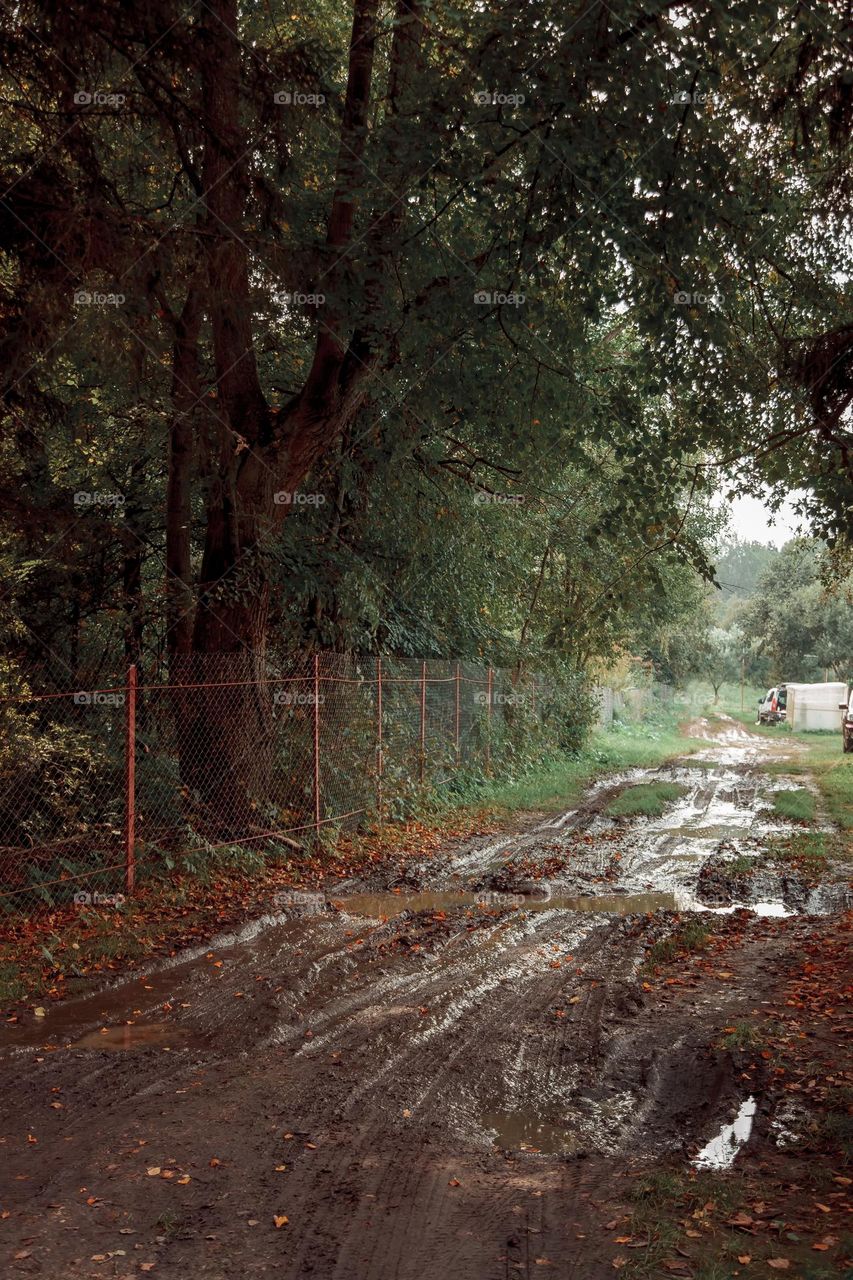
left=606, top=781, right=688, bottom=818
left=772, top=787, right=816, bottom=822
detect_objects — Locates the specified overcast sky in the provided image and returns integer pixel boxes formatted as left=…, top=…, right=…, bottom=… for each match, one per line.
left=717, top=490, right=807, bottom=548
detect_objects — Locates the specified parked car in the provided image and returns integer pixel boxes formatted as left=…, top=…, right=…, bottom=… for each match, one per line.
left=757, top=685, right=787, bottom=725
left=838, top=697, right=853, bottom=753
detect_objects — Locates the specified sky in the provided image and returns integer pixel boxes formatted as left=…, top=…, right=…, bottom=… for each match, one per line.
left=716, top=490, right=807, bottom=548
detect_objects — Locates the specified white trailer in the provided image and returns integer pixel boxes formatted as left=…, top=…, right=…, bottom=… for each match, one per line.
left=784, top=681, right=848, bottom=732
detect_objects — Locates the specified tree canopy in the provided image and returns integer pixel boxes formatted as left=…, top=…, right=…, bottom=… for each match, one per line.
left=0, top=0, right=850, bottom=689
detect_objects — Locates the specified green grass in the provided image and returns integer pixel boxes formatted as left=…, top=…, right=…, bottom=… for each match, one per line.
left=457, top=708, right=700, bottom=816
left=720, top=1021, right=766, bottom=1050
left=772, top=787, right=817, bottom=822
left=702, top=692, right=853, bottom=857
left=0, top=961, right=28, bottom=1006
left=606, top=781, right=688, bottom=818
left=646, top=919, right=710, bottom=965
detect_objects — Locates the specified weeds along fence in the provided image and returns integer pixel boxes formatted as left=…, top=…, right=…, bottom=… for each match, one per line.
left=0, top=655, right=589, bottom=913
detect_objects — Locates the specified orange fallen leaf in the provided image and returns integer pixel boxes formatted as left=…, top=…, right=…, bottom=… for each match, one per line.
left=177, top=1175, right=191, bottom=1184
left=737, top=1256, right=751, bottom=1265
left=448, top=1178, right=461, bottom=1187
left=273, top=1214, right=289, bottom=1228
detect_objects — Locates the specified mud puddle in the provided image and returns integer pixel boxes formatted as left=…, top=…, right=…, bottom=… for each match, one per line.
left=71, top=1022, right=203, bottom=1051
left=693, top=1096, right=756, bottom=1169
left=481, top=1107, right=583, bottom=1155
left=332, top=888, right=681, bottom=917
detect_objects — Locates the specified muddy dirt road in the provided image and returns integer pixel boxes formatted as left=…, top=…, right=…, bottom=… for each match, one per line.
left=1, top=717, right=850, bottom=1278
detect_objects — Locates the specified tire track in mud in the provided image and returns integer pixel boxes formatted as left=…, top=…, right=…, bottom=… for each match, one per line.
left=1, top=720, right=848, bottom=1278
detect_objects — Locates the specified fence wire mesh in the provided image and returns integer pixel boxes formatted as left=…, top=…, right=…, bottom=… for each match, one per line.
left=0, top=653, right=554, bottom=913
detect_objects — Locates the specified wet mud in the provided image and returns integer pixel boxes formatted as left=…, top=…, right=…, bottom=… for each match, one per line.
left=1, top=714, right=849, bottom=1278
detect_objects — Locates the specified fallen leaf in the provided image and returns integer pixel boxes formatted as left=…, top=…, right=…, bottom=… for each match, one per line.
left=273, top=1215, right=289, bottom=1228
left=767, top=1261, right=790, bottom=1271
left=146, top=1167, right=161, bottom=1176
left=177, top=1175, right=191, bottom=1184
left=448, top=1178, right=461, bottom=1187
left=34, top=1008, right=46, bottom=1018
left=737, top=1256, right=751, bottom=1265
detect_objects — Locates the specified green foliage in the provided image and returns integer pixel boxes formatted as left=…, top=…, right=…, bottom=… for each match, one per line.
left=646, top=920, right=711, bottom=965
left=606, top=781, right=688, bottom=818
left=740, top=539, right=853, bottom=683
left=772, top=788, right=817, bottom=823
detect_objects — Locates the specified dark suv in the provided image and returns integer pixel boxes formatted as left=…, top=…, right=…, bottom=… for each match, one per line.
left=839, top=698, right=853, bottom=753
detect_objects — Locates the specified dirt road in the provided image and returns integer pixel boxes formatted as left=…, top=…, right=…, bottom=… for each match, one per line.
left=1, top=717, right=850, bottom=1278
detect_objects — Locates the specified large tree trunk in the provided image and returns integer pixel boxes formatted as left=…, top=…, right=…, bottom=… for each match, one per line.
left=170, top=0, right=424, bottom=832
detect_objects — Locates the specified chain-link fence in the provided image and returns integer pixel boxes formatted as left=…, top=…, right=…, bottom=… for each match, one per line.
left=0, top=653, right=582, bottom=914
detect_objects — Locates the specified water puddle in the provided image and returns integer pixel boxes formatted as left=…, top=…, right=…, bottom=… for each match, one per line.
left=703, top=901, right=792, bottom=918
left=332, top=889, right=682, bottom=917
left=482, top=1108, right=582, bottom=1155
left=692, top=1096, right=756, bottom=1169
left=71, top=1022, right=200, bottom=1050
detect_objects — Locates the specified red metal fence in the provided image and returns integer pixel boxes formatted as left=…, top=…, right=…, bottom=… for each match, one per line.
left=0, top=655, right=554, bottom=913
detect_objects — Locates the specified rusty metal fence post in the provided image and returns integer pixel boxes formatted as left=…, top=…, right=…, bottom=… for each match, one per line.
left=312, top=653, right=321, bottom=838
left=485, top=665, right=493, bottom=775
left=376, top=656, right=383, bottom=826
left=124, top=663, right=137, bottom=894
left=454, top=662, right=461, bottom=766
left=419, top=660, right=427, bottom=784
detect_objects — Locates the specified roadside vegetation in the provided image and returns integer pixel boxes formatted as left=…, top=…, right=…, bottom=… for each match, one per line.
left=771, top=787, right=816, bottom=822
left=696, top=684, right=853, bottom=858
left=606, top=781, right=688, bottom=818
